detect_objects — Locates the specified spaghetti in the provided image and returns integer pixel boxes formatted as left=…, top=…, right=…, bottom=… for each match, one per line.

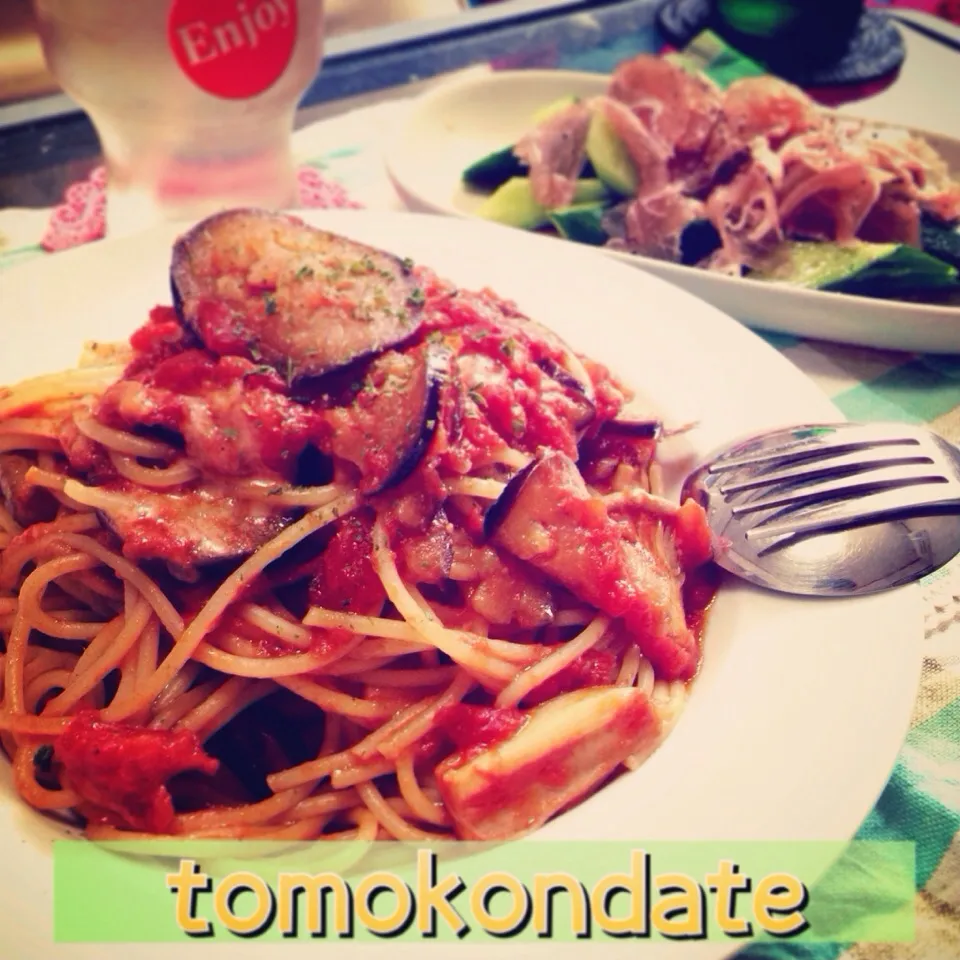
left=0, top=210, right=717, bottom=842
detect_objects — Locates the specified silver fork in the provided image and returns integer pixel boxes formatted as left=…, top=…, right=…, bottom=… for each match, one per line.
left=682, top=422, right=960, bottom=597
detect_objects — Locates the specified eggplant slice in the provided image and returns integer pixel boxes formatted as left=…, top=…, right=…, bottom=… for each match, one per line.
left=326, top=342, right=451, bottom=494
left=483, top=450, right=699, bottom=680
left=171, top=210, right=424, bottom=381
left=88, top=480, right=298, bottom=568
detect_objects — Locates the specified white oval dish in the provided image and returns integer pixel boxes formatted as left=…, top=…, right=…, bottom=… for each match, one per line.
left=384, top=68, right=960, bottom=354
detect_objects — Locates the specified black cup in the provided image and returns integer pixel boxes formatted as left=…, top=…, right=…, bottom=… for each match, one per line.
left=712, top=0, right=866, bottom=75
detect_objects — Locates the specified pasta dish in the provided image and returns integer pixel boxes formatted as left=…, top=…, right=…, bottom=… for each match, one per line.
left=0, top=210, right=716, bottom=842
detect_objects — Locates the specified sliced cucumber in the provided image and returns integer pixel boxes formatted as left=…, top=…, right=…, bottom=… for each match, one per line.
left=463, top=97, right=590, bottom=191
left=531, top=95, right=578, bottom=124
left=463, top=147, right=527, bottom=190
left=752, top=240, right=959, bottom=298
left=476, top=178, right=609, bottom=230
left=585, top=111, right=638, bottom=197
left=921, top=214, right=960, bottom=271
left=549, top=202, right=610, bottom=246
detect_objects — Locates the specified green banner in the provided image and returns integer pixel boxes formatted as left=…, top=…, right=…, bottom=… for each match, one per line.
left=54, top=839, right=915, bottom=944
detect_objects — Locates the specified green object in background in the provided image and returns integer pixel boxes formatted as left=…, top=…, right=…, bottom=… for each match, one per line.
left=476, top=177, right=609, bottom=230
left=753, top=240, right=959, bottom=299
left=665, top=30, right=767, bottom=89
left=712, top=0, right=866, bottom=74
left=715, top=0, right=799, bottom=37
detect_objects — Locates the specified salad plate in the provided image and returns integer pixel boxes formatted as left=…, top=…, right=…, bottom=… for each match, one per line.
left=385, top=68, right=960, bottom=354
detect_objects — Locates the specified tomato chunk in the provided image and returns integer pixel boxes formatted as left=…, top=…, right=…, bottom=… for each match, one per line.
left=56, top=711, right=217, bottom=833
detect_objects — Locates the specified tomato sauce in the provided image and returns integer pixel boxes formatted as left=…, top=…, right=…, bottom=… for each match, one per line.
left=56, top=710, right=217, bottom=833
left=434, top=703, right=526, bottom=762
left=308, top=512, right=385, bottom=616
left=125, top=306, right=191, bottom=376
left=524, top=649, right=618, bottom=707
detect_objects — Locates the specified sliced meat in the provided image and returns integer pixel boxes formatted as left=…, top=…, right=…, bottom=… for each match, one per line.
left=514, top=100, right=592, bottom=208
left=608, top=54, right=722, bottom=157
left=436, top=687, right=662, bottom=840
left=485, top=451, right=700, bottom=680
left=68, top=478, right=296, bottom=567
left=721, top=76, right=822, bottom=150
left=706, top=160, right=784, bottom=270
left=604, top=186, right=706, bottom=261
left=846, top=128, right=960, bottom=225
left=778, top=160, right=884, bottom=244
left=0, top=453, right=58, bottom=526
left=171, top=210, right=424, bottom=381
left=858, top=180, right=921, bottom=246
left=325, top=342, right=450, bottom=494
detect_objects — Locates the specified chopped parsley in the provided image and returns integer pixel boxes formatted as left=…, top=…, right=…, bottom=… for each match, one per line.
left=248, top=341, right=263, bottom=361
left=400, top=256, right=415, bottom=274
left=263, top=294, right=278, bottom=316
left=468, top=387, right=485, bottom=407
left=221, top=427, right=239, bottom=440
left=350, top=255, right=376, bottom=276
left=295, top=265, right=314, bottom=280
left=407, top=287, right=425, bottom=308
left=243, top=364, right=275, bottom=380
left=500, top=337, right=518, bottom=359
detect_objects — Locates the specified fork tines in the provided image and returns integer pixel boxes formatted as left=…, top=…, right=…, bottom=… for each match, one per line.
left=708, top=424, right=960, bottom=544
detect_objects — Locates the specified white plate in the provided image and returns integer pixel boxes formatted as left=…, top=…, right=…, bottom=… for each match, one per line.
left=0, top=211, right=921, bottom=959
left=384, top=68, right=960, bottom=354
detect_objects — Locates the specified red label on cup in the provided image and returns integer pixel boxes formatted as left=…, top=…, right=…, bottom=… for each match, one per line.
left=168, top=0, right=298, bottom=100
